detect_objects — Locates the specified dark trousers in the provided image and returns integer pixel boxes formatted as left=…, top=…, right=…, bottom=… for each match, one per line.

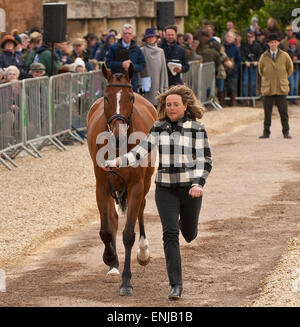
left=263, top=95, right=290, bottom=135
left=155, top=185, right=202, bottom=286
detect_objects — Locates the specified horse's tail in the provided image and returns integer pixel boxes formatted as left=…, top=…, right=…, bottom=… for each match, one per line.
left=119, top=189, right=128, bottom=213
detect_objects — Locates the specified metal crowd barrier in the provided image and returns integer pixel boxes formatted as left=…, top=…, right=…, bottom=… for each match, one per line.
left=0, top=70, right=106, bottom=170
left=71, top=70, right=105, bottom=136
left=23, top=76, right=54, bottom=157
left=183, top=61, right=221, bottom=110
left=234, top=62, right=261, bottom=106
left=225, top=60, right=300, bottom=106
left=0, top=81, right=37, bottom=170
left=182, top=60, right=202, bottom=99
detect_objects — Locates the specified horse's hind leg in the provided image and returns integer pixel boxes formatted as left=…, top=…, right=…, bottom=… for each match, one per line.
left=137, top=199, right=150, bottom=266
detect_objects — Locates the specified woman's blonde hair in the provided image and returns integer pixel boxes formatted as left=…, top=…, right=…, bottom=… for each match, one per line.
left=4, top=65, right=20, bottom=79
left=157, top=84, right=205, bottom=121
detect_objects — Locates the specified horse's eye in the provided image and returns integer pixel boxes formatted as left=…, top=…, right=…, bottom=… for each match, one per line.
left=104, top=96, right=108, bottom=102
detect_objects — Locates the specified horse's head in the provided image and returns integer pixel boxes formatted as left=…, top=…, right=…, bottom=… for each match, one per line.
left=102, top=63, right=135, bottom=146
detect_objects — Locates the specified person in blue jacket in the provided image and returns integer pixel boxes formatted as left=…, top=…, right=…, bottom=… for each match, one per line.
left=224, top=31, right=242, bottom=106
left=105, top=24, right=146, bottom=92
left=94, top=33, right=116, bottom=62
left=159, top=25, right=190, bottom=86
left=0, top=35, right=28, bottom=79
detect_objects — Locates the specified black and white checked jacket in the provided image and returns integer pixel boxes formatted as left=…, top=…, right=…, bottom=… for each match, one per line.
left=119, top=114, right=212, bottom=188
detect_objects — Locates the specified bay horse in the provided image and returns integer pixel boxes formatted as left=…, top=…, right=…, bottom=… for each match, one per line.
left=86, top=63, right=157, bottom=296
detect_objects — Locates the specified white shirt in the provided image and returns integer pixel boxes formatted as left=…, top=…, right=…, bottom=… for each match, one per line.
left=270, top=49, right=278, bottom=59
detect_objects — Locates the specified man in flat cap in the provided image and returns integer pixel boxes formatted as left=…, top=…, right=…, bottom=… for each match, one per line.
left=258, top=34, right=293, bottom=139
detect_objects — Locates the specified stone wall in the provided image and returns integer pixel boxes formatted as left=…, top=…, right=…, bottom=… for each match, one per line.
left=0, top=0, right=188, bottom=41
left=0, top=0, right=43, bottom=35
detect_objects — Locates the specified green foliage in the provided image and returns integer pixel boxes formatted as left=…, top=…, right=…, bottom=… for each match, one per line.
left=185, top=0, right=300, bottom=37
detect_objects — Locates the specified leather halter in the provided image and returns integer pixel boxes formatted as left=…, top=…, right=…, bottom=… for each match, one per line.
left=104, top=82, right=135, bottom=131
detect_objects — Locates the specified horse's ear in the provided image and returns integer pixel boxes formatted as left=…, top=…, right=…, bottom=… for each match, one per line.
left=102, top=63, right=112, bottom=81
left=126, top=63, right=135, bottom=81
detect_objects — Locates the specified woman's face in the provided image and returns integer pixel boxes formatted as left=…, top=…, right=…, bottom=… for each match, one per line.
left=165, top=94, right=187, bottom=122
left=4, top=41, right=15, bottom=52
left=107, top=36, right=116, bottom=46
left=75, top=66, right=84, bottom=73
left=145, top=36, right=157, bottom=44
left=6, top=71, right=18, bottom=81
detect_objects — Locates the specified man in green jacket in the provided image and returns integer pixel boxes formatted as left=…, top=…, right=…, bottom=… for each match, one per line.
left=26, top=41, right=60, bottom=76
left=258, top=34, right=293, bottom=139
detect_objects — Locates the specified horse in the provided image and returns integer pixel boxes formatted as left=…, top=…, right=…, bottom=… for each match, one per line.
left=86, top=63, right=157, bottom=296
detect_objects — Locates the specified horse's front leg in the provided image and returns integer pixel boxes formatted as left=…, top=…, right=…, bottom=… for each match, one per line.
left=120, top=182, right=144, bottom=296
left=96, top=180, right=120, bottom=281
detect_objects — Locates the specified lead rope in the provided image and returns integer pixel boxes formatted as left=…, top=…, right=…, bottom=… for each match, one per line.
left=107, top=168, right=127, bottom=205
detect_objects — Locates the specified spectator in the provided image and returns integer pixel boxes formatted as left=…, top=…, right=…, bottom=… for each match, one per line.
left=0, top=35, right=27, bottom=79
left=19, top=33, right=30, bottom=57
left=286, top=38, right=300, bottom=104
left=2, top=65, right=20, bottom=83
left=100, top=30, right=110, bottom=45
left=226, top=21, right=235, bottom=31
left=194, top=20, right=211, bottom=53
left=73, top=57, right=86, bottom=73
left=13, top=33, right=23, bottom=56
left=240, top=31, right=262, bottom=98
left=159, top=25, right=190, bottom=86
left=105, top=23, right=146, bottom=92
left=25, top=32, right=43, bottom=66
left=181, top=33, right=202, bottom=61
left=26, top=39, right=60, bottom=76
left=71, top=38, right=92, bottom=71
left=56, top=41, right=72, bottom=65
left=89, top=59, right=100, bottom=71
left=263, top=17, right=284, bottom=41
left=94, top=33, right=116, bottom=62
left=91, top=30, right=110, bottom=59
left=235, top=33, right=242, bottom=49
left=28, top=62, right=46, bottom=78
left=281, top=26, right=300, bottom=51
left=27, top=32, right=42, bottom=51
left=258, top=34, right=293, bottom=139
left=245, top=15, right=260, bottom=39
left=191, top=40, right=201, bottom=58
left=84, top=33, right=99, bottom=58
left=201, top=38, right=222, bottom=67
left=139, top=27, right=168, bottom=106
left=224, top=31, right=242, bottom=106
left=216, top=46, right=231, bottom=106
left=256, top=30, right=268, bottom=53
left=177, top=33, right=184, bottom=47
left=206, top=25, right=215, bottom=40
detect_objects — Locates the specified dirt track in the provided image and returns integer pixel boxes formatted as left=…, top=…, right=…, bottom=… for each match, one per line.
left=0, top=106, right=300, bottom=306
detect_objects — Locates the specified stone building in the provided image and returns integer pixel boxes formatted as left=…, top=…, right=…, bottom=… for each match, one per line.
left=0, top=0, right=188, bottom=41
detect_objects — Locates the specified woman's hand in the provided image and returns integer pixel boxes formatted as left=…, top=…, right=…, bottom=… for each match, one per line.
left=189, top=185, right=203, bottom=198
left=100, top=158, right=120, bottom=171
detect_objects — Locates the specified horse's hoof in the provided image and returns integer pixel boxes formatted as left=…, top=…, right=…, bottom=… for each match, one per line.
left=119, top=286, right=134, bottom=296
left=137, top=253, right=151, bottom=266
left=105, top=267, right=121, bottom=283
left=103, top=253, right=117, bottom=267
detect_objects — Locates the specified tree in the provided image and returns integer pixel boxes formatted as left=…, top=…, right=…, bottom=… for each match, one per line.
left=185, top=0, right=300, bottom=38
